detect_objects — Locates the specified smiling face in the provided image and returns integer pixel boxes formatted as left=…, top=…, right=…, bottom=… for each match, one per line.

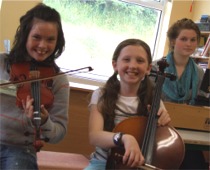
left=172, top=29, right=198, bottom=58
left=112, top=45, right=151, bottom=88
left=26, top=19, right=58, bottom=62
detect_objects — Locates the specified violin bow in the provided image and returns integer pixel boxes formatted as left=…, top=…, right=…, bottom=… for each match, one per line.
left=0, top=66, right=93, bottom=88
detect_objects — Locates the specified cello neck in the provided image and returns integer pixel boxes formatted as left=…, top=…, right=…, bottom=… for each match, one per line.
left=141, top=72, right=165, bottom=163
left=141, top=59, right=169, bottom=164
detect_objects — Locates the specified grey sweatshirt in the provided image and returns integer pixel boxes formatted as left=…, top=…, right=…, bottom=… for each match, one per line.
left=0, top=53, right=70, bottom=157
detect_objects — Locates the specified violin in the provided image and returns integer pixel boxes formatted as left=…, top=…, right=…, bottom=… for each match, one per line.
left=8, top=62, right=93, bottom=151
left=9, top=62, right=56, bottom=151
left=106, top=59, right=185, bottom=169
left=10, top=62, right=55, bottom=109
left=8, top=63, right=93, bottom=109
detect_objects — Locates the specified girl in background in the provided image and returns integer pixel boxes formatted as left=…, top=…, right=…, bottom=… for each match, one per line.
left=153, top=18, right=204, bottom=105
left=153, top=18, right=207, bottom=169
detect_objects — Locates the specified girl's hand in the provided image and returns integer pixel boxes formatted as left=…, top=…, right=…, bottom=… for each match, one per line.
left=22, top=95, right=34, bottom=118
left=40, top=105, right=49, bottom=125
left=121, top=134, right=145, bottom=167
left=157, top=107, right=171, bottom=126
left=147, top=102, right=171, bottom=126
left=22, top=95, right=49, bottom=124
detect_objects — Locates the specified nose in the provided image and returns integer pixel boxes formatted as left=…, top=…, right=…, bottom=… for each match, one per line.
left=129, top=60, right=138, bottom=68
left=38, top=40, right=47, bottom=48
left=186, top=39, right=194, bottom=46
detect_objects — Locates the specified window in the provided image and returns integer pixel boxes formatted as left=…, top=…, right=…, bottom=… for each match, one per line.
left=43, top=0, right=168, bottom=88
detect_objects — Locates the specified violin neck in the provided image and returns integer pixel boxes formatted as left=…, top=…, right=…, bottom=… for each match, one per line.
left=30, top=65, right=41, bottom=132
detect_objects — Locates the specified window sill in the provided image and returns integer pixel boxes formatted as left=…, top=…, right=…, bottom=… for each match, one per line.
left=68, top=75, right=105, bottom=91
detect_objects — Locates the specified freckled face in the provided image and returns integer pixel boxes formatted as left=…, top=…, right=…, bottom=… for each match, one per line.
left=112, top=45, right=151, bottom=86
left=173, top=29, right=198, bottom=57
left=26, top=19, right=58, bottom=62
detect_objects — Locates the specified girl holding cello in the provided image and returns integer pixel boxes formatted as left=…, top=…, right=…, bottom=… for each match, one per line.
left=0, top=3, right=69, bottom=170
left=84, top=39, right=171, bottom=170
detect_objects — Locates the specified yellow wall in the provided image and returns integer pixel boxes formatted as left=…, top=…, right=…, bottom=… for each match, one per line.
left=192, top=1, right=210, bottom=22
left=169, top=0, right=210, bottom=30
left=163, top=0, right=210, bottom=55
left=0, top=0, right=210, bottom=55
left=0, top=0, right=41, bottom=51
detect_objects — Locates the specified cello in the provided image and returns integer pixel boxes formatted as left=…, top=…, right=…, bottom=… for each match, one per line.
left=106, top=59, right=185, bottom=169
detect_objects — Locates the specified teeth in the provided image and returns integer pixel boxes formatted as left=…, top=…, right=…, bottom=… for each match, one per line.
left=37, top=50, right=46, bottom=54
left=127, top=72, right=137, bottom=76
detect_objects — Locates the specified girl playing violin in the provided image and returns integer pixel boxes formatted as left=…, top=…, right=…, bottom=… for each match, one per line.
left=84, top=39, right=171, bottom=170
left=0, top=3, right=69, bottom=170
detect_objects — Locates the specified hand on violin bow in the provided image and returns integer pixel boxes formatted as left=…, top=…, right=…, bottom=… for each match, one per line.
left=121, top=134, right=145, bottom=167
left=22, top=95, right=49, bottom=125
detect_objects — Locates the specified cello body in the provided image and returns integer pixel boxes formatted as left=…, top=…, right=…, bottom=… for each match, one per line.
left=106, top=116, right=185, bottom=169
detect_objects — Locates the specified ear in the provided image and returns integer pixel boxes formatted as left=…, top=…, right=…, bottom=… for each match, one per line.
left=146, top=64, right=152, bottom=75
left=112, top=60, right=117, bottom=72
left=171, top=40, right=175, bottom=47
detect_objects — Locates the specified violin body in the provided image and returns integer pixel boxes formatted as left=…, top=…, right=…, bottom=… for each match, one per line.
left=10, top=62, right=55, bottom=109
left=106, top=116, right=185, bottom=169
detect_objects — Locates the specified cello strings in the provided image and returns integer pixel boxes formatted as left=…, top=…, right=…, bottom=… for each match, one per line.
left=141, top=74, right=165, bottom=163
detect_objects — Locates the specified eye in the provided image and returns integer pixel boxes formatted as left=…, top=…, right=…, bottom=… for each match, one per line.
left=47, top=37, right=56, bottom=42
left=32, top=35, right=41, bottom=40
left=123, top=57, right=130, bottom=62
left=137, top=58, right=145, bottom=63
left=190, top=38, right=197, bottom=42
left=180, top=37, right=187, bottom=42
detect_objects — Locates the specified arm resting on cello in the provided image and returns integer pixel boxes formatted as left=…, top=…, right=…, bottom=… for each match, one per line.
left=89, top=101, right=145, bottom=168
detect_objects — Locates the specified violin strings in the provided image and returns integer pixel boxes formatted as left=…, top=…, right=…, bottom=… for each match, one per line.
left=30, top=66, right=41, bottom=134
